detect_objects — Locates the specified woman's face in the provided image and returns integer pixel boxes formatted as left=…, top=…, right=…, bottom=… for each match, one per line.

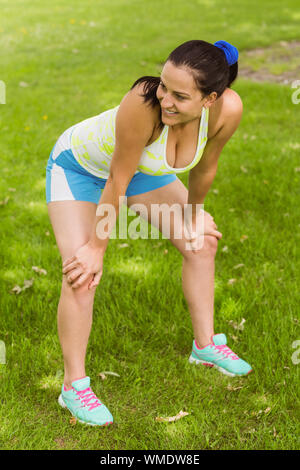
left=156, top=61, right=215, bottom=126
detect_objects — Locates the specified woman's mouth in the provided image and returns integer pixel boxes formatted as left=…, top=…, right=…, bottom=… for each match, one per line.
left=162, top=109, right=178, bottom=115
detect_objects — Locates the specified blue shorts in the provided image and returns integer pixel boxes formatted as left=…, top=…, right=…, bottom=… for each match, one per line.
left=46, top=128, right=178, bottom=204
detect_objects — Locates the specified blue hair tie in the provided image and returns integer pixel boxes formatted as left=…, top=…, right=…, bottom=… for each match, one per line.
left=214, top=40, right=239, bottom=66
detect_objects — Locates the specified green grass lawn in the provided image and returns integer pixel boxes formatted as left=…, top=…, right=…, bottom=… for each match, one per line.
left=0, top=0, right=299, bottom=450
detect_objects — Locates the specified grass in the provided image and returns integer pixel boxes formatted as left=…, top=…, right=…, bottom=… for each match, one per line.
left=0, top=0, right=299, bottom=450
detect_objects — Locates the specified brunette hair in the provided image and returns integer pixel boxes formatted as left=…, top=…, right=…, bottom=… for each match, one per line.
left=130, top=39, right=238, bottom=111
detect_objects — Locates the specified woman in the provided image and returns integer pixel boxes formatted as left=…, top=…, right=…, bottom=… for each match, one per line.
left=46, top=39, right=252, bottom=427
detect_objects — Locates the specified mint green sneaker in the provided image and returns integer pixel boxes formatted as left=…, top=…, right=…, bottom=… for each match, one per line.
left=189, top=333, right=252, bottom=377
left=58, top=376, right=113, bottom=426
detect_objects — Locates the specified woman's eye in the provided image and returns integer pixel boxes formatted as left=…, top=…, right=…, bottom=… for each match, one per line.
left=159, top=82, right=185, bottom=100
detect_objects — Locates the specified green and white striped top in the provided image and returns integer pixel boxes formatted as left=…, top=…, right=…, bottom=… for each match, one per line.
left=70, top=104, right=209, bottom=179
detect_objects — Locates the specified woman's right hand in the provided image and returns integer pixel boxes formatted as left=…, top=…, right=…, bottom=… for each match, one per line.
left=62, top=240, right=105, bottom=290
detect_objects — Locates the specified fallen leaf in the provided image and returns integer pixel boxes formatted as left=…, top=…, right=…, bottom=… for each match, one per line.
left=240, top=235, right=248, bottom=242
left=226, top=384, right=243, bottom=391
left=32, top=266, right=47, bottom=275
left=0, top=196, right=10, bottom=206
left=99, top=371, right=120, bottom=377
left=54, top=438, right=65, bottom=447
left=240, top=166, right=248, bottom=173
left=23, top=279, right=34, bottom=289
left=228, top=318, right=246, bottom=331
left=155, top=410, right=189, bottom=423
left=294, top=167, right=300, bottom=172
left=164, top=249, right=168, bottom=254
left=11, top=285, right=22, bottom=294
left=118, top=243, right=129, bottom=248
left=69, top=416, right=77, bottom=426
left=98, top=373, right=107, bottom=380
left=19, top=81, right=29, bottom=87
left=228, top=278, right=237, bottom=285
left=264, top=407, right=271, bottom=414
left=229, top=334, right=238, bottom=342
left=10, top=278, right=34, bottom=294
left=212, top=189, right=219, bottom=194
left=233, top=263, right=245, bottom=270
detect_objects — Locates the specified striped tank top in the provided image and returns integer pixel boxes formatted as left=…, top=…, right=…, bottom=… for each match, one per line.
left=70, top=105, right=209, bottom=179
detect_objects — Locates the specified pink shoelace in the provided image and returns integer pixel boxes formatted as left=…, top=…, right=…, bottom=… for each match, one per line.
left=75, top=387, right=102, bottom=411
left=214, top=344, right=239, bottom=360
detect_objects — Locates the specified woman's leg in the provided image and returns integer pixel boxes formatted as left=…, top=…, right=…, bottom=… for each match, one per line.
left=126, top=178, right=218, bottom=348
left=47, top=200, right=98, bottom=388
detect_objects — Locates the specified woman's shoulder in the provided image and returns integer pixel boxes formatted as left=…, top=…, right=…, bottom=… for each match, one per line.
left=208, top=88, right=243, bottom=139
left=222, top=88, right=243, bottom=118
left=120, top=82, right=161, bottom=123
left=112, top=82, right=161, bottom=147
left=116, top=82, right=161, bottom=140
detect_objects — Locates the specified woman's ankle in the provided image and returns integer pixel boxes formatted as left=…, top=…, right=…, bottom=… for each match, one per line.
left=63, top=374, right=87, bottom=390
left=195, top=334, right=214, bottom=349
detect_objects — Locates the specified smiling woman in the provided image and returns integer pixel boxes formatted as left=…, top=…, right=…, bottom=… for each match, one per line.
left=45, top=39, right=251, bottom=428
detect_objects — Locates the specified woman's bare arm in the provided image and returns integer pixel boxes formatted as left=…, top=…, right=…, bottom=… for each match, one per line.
left=89, top=84, right=157, bottom=251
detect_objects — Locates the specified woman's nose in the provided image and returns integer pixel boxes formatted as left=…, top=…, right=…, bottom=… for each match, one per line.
left=160, top=94, right=173, bottom=108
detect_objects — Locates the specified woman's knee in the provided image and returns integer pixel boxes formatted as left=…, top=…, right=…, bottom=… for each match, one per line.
left=182, top=234, right=219, bottom=260
left=61, top=273, right=97, bottom=298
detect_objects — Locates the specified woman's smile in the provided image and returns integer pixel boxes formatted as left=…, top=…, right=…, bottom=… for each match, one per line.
left=162, top=108, right=178, bottom=116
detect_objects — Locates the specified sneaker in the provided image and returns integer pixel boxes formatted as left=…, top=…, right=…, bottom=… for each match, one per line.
left=189, top=333, right=252, bottom=377
left=58, top=376, right=113, bottom=426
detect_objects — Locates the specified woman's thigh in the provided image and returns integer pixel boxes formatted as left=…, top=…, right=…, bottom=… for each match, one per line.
left=47, top=200, right=97, bottom=264
left=125, top=178, right=216, bottom=256
left=127, top=178, right=218, bottom=259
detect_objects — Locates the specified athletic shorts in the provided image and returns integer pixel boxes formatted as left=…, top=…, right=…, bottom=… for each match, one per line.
left=45, top=125, right=178, bottom=204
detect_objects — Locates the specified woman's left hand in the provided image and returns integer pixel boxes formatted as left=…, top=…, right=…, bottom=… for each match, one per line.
left=184, top=210, right=222, bottom=253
